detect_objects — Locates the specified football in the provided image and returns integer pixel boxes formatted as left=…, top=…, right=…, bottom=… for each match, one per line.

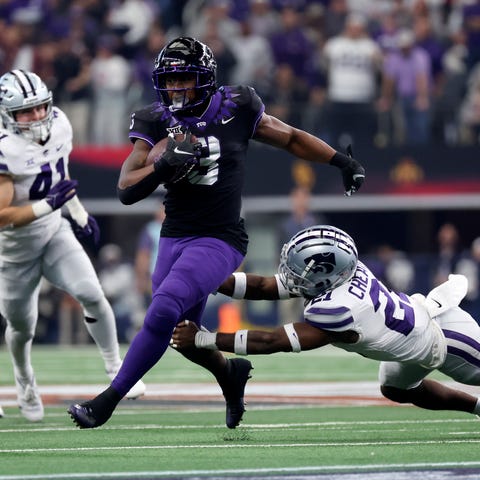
left=145, top=137, right=169, bottom=166
left=146, top=133, right=198, bottom=166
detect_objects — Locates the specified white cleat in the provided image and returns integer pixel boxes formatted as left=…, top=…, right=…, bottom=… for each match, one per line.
left=15, top=376, right=44, bottom=422
left=124, top=379, right=146, bottom=400
left=107, top=367, right=146, bottom=400
left=0, top=406, right=4, bottom=418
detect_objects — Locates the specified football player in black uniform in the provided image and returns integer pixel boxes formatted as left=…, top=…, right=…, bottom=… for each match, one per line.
left=68, top=36, right=366, bottom=430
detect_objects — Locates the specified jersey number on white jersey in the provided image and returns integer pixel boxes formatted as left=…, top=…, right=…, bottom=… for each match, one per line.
left=369, top=278, right=415, bottom=336
left=30, top=157, right=66, bottom=200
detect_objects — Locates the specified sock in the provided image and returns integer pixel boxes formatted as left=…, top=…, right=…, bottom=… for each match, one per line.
left=215, top=358, right=231, bottom=388
left=88, top=386, right=122, bottom=427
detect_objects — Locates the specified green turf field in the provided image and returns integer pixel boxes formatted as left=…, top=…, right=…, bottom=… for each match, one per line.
left=0, top=345, right=479, bottom=480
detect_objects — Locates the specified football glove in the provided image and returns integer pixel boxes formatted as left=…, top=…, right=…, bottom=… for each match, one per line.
left=46, top=179, right=78, bottom=210
left=330, top=145, right=365, bottom=196
left=155, top=130, right=202, bottom=183
left=70, top=215, right=100, bottom=246
left=162, top=130, right=202, bottom=166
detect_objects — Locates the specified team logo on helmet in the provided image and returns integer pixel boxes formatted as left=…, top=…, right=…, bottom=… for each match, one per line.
left=306, top=252, right=336, bottom=274
left=279, top=225, right=358, bottom=298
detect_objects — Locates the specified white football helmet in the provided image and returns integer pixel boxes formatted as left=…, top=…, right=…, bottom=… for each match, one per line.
left=279, top=225, right=358, bottom=299
left=0, top=69, right=53, bottom=142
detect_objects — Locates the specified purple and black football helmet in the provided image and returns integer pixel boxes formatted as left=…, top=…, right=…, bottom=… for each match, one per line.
left=152, top=37, right=217, bottom=112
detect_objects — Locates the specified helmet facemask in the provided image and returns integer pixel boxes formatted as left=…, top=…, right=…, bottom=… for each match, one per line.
left=0, top=70, right=53, bottom=143
left=278, top=225, right=359, bottom=299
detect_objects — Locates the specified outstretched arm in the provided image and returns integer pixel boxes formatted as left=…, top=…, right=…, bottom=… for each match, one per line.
left=172, top=320, right=337, bottom=354
left=218, top=272, right=291, bottom=300
left=253, top=113, right=365, bottom=196
left=254, top=113, right=336, bottom=162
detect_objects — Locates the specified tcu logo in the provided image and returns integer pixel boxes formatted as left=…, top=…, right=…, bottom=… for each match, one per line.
left=305, top=253, right=336, bottom=274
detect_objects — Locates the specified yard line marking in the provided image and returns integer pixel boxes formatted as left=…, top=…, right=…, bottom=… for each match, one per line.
left=1, top=462, right=480, bottom=480
left=0, top=417, right=475, bottom=433
left=2, top=439, right=480, bottom=454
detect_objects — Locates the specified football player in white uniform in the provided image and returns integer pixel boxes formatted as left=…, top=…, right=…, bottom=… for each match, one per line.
left=172, top=225, right=480, bottom=418
left=0, top=70, right=145, bottom=421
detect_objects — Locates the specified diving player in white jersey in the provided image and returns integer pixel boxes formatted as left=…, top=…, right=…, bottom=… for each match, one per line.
left=172, top=225, right=480, bottom=418
left=0, top=70, right=145, bottom=422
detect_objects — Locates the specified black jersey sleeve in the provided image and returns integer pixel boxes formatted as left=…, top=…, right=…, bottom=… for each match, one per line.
left=227, top=85, right=265, bottom=138
left=128, top=103, right=170, bottom=147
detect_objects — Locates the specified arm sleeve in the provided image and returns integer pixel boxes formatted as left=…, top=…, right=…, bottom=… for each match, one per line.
left=117, top=161, right=173, bottom=205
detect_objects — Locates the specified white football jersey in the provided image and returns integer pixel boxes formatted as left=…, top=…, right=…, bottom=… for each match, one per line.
left=323, top=36, right=381, bottom=102
left=0, top=107, right=73, bottom=262
left=304, top=261, right=445, bottom=368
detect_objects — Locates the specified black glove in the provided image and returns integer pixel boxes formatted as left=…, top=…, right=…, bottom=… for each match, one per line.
left=162, top=131, right=202, bottom=166
left=329, top=145, right=365, bottom=196
left=154, top=130, right=202, bottom=183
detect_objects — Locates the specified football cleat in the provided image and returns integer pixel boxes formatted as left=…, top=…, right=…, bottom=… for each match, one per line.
left=68, top=386, right=121, bottom=429
left=68, top=402, right=104, bottom=429
left=15, top=376, right=44, bottom=422
left=220, top=358, right=253, bottom=429
left=107, top=366, right=146, bottom=400
left=0, top=405, right=4, bottom=418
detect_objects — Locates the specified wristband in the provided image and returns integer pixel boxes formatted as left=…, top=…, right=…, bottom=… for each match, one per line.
left=234, top=329, right=248, bottom=355
left=66, top=196, right=88, bottom=227
left=32, top=199, right=53, bottom=218
left=232, top=272, right=247, bottom=299
left=284, top=323, right=301, bottom=352
left=194, top=330, right=218, bottom=350
left=274, top=274, right=291, bottom=299
left=329, top=151, right=350, bottom=168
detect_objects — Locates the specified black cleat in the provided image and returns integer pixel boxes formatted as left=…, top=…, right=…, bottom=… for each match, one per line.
left=68, top=402, right=106, bottom=429
left=221, top=358, right=253, bottom=429
left=68, top=386, right=120, bottom=429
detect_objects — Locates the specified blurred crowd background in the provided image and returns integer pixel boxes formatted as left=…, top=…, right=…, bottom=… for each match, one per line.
left=2, top=0, right=480, bottom=341
left=3, top=0, right=480, bottom=147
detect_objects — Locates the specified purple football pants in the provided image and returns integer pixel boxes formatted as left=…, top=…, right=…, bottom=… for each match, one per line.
left=111, top=236, right=244, bottom=396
